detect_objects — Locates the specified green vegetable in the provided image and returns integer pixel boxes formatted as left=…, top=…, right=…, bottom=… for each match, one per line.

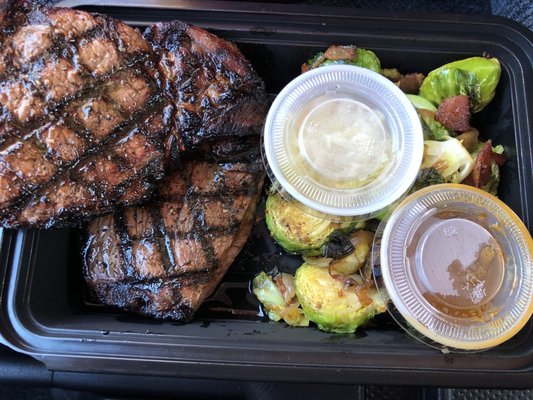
left=252, top=271, right=309, bottom=327
left=265, top=191, right=364, bottom=256
left=421, top=138, right=475, bottom=183
left=486, top=145, right=504, bottom=193
left=320, top=231, right=355, bottom=259
left=294, top=263, right=388, bottom=333
left=406, top=94, right=437, bottom=112
left=305, top=47, right=381, bottom=74
left=418, top=109, right=455, bottom=141
left=407, top=95, right=454, bottom=141
left=411, top=168, right=445, bottom=192
left=481, top=159, right=501, bottom=196
left=419, top=56, right=501, bottom=113
left=381, top=68, right=403, bottom=82
left=351, top=48, right=382, bottom=73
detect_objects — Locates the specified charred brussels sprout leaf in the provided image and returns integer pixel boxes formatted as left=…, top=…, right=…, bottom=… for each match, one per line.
left=412, top=168, right=445, bottom=192
left=419, top=57, right=501, bottom=113
left=321, top=231, right=354, bottom=259
left=305, top=230, right=375, bottom=276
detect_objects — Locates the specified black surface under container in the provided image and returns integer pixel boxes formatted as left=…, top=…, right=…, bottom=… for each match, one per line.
left=1, top=0, right=533, bottom=389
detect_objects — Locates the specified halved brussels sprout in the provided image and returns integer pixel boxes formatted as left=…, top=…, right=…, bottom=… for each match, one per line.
left=265, top=191, right=364, bottom=256
left=294, top=263, right=388, bottom=334
left=419, top=56, right=501, bottom=113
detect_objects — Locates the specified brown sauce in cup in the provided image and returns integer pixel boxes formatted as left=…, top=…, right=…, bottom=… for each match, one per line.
left=406, top=210, right=504, bottom=321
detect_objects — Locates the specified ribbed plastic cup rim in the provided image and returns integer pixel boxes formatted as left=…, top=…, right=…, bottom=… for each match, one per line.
left=263, top=64, right=424, bottom=217
left=379, top=184, right=533, bottom=350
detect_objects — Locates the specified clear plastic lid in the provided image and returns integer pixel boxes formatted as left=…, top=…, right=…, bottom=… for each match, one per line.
left=374, top=184, right=533, bottom=351
left=263, top=65, right=424, bottom=218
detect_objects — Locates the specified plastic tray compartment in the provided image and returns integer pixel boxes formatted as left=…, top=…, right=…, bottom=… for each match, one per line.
left=1, top=0, right=533, bottom=388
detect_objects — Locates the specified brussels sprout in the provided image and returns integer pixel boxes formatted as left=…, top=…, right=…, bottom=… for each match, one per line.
left=407, top=95, right=454, bottom=141
left=351, top=48, right=382, bottom=73
left=265, top=191, right=364, bottom=256
left=294, top=263, right=388, bottom=333
left=419, top=56, right=501, bottom=113
left=303, top=46, right=381, bottom=74
left=421, top=138, right=475, bottom=183
left=381, top=67, right=403, bottom=82
left=406, top=94, right=437, bottom=112
left=252, top=271, right=309, bottom=327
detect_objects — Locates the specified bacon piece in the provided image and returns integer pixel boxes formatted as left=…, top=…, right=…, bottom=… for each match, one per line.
left=435, top=95, right=471, bottom=132
left=398, top=73, right=424, bottom=94
left=466, top=140, right=506, bottom=188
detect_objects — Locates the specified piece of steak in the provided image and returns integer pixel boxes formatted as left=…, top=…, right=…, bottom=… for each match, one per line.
left=144, top=20, right=267, bottom=163
left=0, top=4, right=267, bottom=228
left=83, top=155, right=264, bottom=321
left=83, top=20, right=267, bottom=320
left=0, top=4, right=169, bottom=228
left=2, top=4, right=268, bottom=320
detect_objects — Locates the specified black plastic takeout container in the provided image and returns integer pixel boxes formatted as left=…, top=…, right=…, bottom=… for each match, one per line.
left=1, top=0, right=533, bottom=388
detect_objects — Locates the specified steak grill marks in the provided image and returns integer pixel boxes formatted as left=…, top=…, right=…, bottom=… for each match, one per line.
left=83, top=158, right=264, bottom=321
left=0, top=6, right=268, bottom=229
left=1, top=4, right=268, bottom=321
left=0, top=6, right=168, bottom=228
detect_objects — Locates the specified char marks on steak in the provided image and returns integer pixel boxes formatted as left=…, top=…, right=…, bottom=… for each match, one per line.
left=2, top=3, right=268, bottom=320
left=145, top=20, right=267, bottom=162
left=83, top=155, right=264, bottom=321
left=0, top=4, right=268, bottom=228
left=81, top=20, right=267, bottom=321
left=0, top=4, right=169, bottom=228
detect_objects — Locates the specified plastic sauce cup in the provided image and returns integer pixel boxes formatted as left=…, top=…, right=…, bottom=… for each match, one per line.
left=263, top=65, right=424, bottom=219
left=374, top=184, right=533, bottom=351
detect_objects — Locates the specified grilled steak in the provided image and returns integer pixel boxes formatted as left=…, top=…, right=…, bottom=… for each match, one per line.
left=82, top=21, right=267, bottom=321
left=83, top=155, right=264, bottom=321
left=0, top=4, right=169, bottom=227
left=2, top=3, right=268, bottom=320
left=144, top=20, right=267, bottom=162
left=0, top=4, right=267, bottom=228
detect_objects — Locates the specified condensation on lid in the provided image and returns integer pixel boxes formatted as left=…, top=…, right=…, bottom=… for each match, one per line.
left=379, top=184, right=533, bottom=350
left=263, top=64, right=423, bottom=217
